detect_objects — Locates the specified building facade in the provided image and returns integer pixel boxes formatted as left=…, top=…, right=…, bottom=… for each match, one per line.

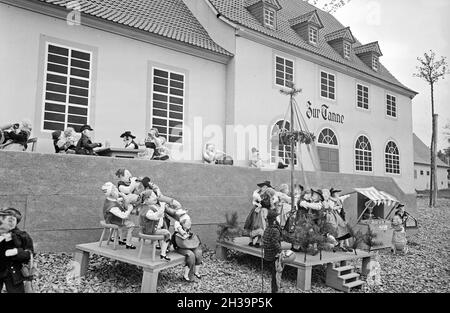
left=413, top=133, right=449, bottom=191
left=1, top=0, right=417, bottom=197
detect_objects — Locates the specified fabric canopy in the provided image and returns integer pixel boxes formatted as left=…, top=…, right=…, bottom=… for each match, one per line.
left=353, top=187, right=399, bottom=206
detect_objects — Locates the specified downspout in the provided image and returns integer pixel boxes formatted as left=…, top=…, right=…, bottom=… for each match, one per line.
left=203, top=0, right=240, bottom=30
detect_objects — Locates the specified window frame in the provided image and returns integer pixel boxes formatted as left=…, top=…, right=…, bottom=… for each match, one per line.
left=385, top=140, right=401, bottom=175
left=386, top=93, right=397, bottom=119
left=40, top=41, right=93, bottom=133
left=320, top=70, right=336, bottom=101
left=270, top=120, right=297, bottom=166
left=263, top=7, right=276, bottom=29
left=274, top=54, right=295, bottom=88
left=317, top=127, right=339, bottom=147
left=308, top=26, right=318, bottom=45
left=354, top=135, right=373, bottom=173
left=372, top=55, right=379, bottom=72
left=343, top=42, right=351, bottom=59
left=356, top=83, right=369, bottom=110
left=150, top=66, right=186, bottom=145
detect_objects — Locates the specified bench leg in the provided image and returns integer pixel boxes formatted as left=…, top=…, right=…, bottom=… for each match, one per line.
left=215, top=245, right=227, bottom=260
left=107, top=228, right=112, bottom=245
left=74, top=250, right=90, bottom=277
left=138, top=239, right=145, bottom=259
left=296, top=265, right=312, bottom=291
left=151, top=241, right=157, bottom=262
left=141, top=268, right=160, bottom=293
left=361, top=256, right=372, bottom=275
left=99, top=228, right=106, bottom=247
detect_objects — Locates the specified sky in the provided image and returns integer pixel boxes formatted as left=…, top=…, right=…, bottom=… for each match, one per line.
left=329, top=0, right=450, bottom=150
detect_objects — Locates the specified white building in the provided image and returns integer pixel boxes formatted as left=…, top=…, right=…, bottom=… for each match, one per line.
left=413, top=133, right=449, bottom=191
left=0, top=0, right=418, bottom=198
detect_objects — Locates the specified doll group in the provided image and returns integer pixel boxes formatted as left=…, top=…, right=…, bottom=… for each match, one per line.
left=244, top=180, right=353, bottom=254
left=101, top=168, right=202, bottom=282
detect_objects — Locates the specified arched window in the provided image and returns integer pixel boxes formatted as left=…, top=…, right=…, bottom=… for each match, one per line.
left=385, top=141, right=400, bottom=174
left=270, top=120, right=297, bottom=165
left=355, top=135, right=372, bottom=172
left=317, top=128, right=339, bottom=172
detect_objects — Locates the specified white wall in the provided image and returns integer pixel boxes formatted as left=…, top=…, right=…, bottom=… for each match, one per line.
left=414, top=164, right=449, bottom=190
left=227, top=37, right=415, bottom=194
left=0, top=3, right=227, bottom=160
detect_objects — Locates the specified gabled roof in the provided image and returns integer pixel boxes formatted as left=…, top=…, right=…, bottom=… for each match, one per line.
left=209, top=0, right=415, bottom=94
left=324, top=27, right=355, bottom=44
left=36, top=0, right=232, bottom=57
left=354, top=41, right=383, bottom=56
left=245, top=0, right=282, bottom=11
left=289, top=10, right=324, bottom=29
left=413, top=133, right=449, bottom=168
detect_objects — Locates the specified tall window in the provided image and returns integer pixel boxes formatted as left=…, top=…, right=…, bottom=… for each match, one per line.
left=275, top=56, right=294, bottom=87
left=386, top=94, right=397, bottom=118
left=385, top=141, right=400, bottom=174
left=309, top=27, right=318, bottom=44
left=355, top=135, right=372, bottom=172
left=321, top=71, right=335, bottom=100
left=372, top=55, right=379, bottom=71
left=343, top=42, right=351, bottom=59
left=270, top=120, right=297, bottom=165
left=264, top=8, right=275, bottom=28
left=151, top=67, right=184, bottom=143
left=42, top=43, right=92, bottom=131
left=357, top=84, right=369, bottom=109
left=317, top=128, right=339, bottom=172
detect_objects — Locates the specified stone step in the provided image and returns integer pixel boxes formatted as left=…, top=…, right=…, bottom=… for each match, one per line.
left=333, top=265, right=354, bottom=273
left=339, top=272, right=360, bottom=281
left=343, top=279, right=365, bottom=290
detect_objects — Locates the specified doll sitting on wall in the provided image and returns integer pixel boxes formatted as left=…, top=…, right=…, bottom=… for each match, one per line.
left=391, top=215, right=408, bottom=255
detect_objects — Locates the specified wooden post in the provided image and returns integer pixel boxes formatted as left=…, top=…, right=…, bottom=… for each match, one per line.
left=141, top=268, right=160, bottom=293
left=74, top=250, right=90, bottom=277
left=296, top=265, right=312, bottom=291
left=215, top=244, right=228, bottom=260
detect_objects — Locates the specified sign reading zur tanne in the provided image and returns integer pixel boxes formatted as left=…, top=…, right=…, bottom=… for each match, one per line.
left=306, top=103, right=344, bottom=124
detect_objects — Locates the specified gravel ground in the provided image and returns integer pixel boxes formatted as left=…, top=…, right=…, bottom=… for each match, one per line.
left=26, top=197, right=450, bottom=293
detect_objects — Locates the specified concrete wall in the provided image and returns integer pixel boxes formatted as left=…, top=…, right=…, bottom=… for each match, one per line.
left=0, top=3, right=227, bottom=159
left=414, top=164, right=449, bottom=191
left=226, top=36, right=415, bottom=194
left=0, top=151, right=417, bottom=252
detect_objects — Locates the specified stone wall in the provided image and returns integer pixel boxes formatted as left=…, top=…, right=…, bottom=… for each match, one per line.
left=0, top=151, right=417, bottom=252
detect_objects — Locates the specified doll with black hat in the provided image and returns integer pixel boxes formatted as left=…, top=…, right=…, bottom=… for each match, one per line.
left=145, top=128, right=170, bottom=161
left=75, top=124, right=102, bottom=155
left=244, top=181, right=272, bottom=247
left=120, top=131, right=139, bottom=150
left=0, top=207, right=34, bottom=293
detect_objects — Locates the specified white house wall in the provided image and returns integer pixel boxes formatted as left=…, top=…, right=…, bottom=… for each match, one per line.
left=0, top=3, right=227, bottom=159
left=414, top=164, right=449, bottom=191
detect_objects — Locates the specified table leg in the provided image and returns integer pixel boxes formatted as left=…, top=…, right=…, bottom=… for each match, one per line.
left=215, top=245, right=227, bottom=260
left=74, top=250, right=90, bottom=277
left=141, top=268, right=160, bottom=293
left=361, top=256, right=372, bottom=275
left=296, top=265, right=312, bottom=291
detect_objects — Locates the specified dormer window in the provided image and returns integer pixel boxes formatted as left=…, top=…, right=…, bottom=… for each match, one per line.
left=372, top=55, right=379, bottom=71
left=289, top=10, right=324, bottom=45
left=309, top=27, right=318, bottom=45
left=344, top=42, right=351, bottom=59
left=245, top=0, right=281, bottom=30
left=264, top=7, right=275, bottom=28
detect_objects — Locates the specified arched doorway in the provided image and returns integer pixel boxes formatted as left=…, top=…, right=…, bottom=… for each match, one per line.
left=317, top=128, right=339, bottom=172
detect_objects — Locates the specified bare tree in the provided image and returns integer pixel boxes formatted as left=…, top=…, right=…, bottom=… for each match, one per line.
left=304, top=0, right=352, bottom=13
left=414, top=51, right=449, bottom=207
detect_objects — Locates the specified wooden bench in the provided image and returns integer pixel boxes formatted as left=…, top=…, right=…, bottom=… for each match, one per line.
left=216, top=237, right=373, bottom=291
left=74, top=238, right=185, bottom=293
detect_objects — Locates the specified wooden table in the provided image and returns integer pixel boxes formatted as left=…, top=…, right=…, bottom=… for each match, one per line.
left=216, top=237, right=373, bottom=291
left=74, top=238, right=185, bottom=293
left=95, top=147, right=145, bottom=159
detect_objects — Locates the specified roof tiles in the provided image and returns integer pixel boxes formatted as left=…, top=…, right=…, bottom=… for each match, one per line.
left=37, top=0, right=232, bottom=56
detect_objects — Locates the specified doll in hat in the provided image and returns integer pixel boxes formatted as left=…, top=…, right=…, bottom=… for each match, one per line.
left=0, top=119, right=32, bottom=151
left=394, top=203, right=409, bottom=226
left=324, top=188, right=352, bottom=252
left=391, top=215, right=408, bottom=255
left=275, top=184, right=291, bottom=228
left=101, top=182, right=136, bottom=249
left=75, top=124, right=102, bottom=155
left=244, top=181, right=272, bottom=247
left=0, top=207, right=34, bottom=293
left=120, top=131, right=139, bottom=150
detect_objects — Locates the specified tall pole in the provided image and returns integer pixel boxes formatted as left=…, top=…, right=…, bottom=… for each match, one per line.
left=290, top=94, right=295, bottom=210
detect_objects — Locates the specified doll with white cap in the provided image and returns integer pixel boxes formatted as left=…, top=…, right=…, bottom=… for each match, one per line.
left=101, top=182, right=136, bottom=249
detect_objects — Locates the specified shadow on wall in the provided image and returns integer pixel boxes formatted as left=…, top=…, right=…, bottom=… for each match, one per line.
left=0, top=151, right=417, bottom=252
